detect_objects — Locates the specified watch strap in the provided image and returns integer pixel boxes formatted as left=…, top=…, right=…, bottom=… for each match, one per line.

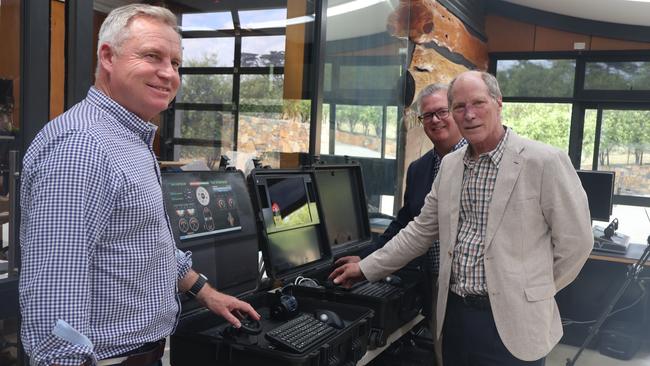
left=187, top=274, right=208, bottom=298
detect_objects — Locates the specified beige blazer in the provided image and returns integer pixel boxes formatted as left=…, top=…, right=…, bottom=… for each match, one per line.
left=360, top=130, right=593, bottom=361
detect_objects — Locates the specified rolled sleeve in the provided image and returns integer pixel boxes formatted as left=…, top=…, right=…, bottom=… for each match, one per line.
left=29, top=320, right=95, bottom=366
left=176, top=249, right=193, bottom=281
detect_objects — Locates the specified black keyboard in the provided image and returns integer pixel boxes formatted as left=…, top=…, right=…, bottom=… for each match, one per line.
left=351, top=281, right=399, bottom=297
left=265, top=313, right=338, bottom=353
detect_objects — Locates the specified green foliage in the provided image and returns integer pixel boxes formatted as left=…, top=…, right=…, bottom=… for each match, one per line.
left=502, top=102, right=571, bottom=151
left=335, top=105, right=383, bottom=136
left=585, top=62, right=650, bottom=90
left=497, top=60, right=575, bottom=98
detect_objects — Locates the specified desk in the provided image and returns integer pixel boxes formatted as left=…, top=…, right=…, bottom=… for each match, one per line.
left=589, top=243, right=649, bottom=266
left=557, top=245, right=650, bottom=347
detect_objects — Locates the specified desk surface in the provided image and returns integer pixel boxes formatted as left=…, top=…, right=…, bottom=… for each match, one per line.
left=589, top=243, right=649, bottom=266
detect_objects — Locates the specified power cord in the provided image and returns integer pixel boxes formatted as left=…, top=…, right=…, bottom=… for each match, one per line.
left=562, top=281, right=646, bottom=326
left=294, top=275, right=319, bottom=287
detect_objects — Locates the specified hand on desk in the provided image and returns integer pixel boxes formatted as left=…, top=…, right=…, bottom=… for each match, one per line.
left=328, top=262, right=365, bottom=289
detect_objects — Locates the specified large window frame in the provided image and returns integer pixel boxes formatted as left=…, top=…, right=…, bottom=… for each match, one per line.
left=163, top=7, right=289, bottom=160
left=490, top=50, right=650, bottom=208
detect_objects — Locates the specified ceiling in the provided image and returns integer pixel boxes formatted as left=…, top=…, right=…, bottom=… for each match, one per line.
left=93, top=0, right=650, bottom=31
left=501, top=0, right=650, bottom=27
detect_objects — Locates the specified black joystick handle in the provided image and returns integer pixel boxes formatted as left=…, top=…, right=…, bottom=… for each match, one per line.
left=224, top=316, right=262, bottom=336
left=239, top=317, right=262, bottom=335
left=603, top=218, right=619, bottom=239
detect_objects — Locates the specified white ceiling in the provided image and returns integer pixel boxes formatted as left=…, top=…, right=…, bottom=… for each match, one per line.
left=93, top=0, right=650, bottom=31
left=501, top=0, right=650, bottom=27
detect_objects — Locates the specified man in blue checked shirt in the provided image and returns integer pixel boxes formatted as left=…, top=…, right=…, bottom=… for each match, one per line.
left=19, top=4, right=259, bottom=366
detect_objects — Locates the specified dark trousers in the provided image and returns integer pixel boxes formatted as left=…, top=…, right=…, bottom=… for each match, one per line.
left=442, top=292, right=545, bottom=366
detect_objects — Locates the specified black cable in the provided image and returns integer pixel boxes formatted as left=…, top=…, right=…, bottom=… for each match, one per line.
left=562, top=281, right=646, bottom=326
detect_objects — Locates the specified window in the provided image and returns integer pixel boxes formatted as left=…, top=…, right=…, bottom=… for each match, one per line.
left=167, top=4, right=315, bottom=168
left=585, top=61, right=650, bottom=91
left=502, top=102, right=571, bottom=152
left=319, top=0, right=407, bottom=215
left=493, top=53, right=650, bottom=244
left=496, top=59, right=576, bottom=98
left=597, top=109, right=650, bottom=197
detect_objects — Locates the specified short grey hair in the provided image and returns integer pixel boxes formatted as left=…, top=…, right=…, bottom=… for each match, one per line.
left=415, top=83, right=448, bottom=115
left=448, top=71, right=502, bottom=106
left=96, top=4, right=179, bottom=75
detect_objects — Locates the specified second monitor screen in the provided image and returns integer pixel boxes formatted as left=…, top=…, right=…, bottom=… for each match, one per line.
left=265, top=176, right=318, bottom=232
left=261, top=175, right=323, bottom=272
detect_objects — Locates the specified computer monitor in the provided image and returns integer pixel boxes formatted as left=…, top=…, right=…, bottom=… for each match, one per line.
left=576, top=170, right=615, bottom=222
left=252, top=173, right=324, bottom=273
left=313, top=167, right=365, bottom=248
left=162, top=172, right=243, bottom=241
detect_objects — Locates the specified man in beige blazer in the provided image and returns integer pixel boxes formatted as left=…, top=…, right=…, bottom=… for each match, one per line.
left=330, top=70, right=593, bottom=365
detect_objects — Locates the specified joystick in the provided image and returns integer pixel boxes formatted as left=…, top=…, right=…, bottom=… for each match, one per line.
left=224, top=315, right=262, bottom=336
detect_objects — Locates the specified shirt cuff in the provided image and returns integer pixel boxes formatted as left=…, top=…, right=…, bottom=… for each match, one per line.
left=30, top=320, right=95, bottom=366
left=176, top=249, right=193, bottom=281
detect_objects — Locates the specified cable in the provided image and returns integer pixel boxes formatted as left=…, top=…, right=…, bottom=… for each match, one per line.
left=562, top=281, right=646, bottom=326
left=294, top=275, right=319, bottom=287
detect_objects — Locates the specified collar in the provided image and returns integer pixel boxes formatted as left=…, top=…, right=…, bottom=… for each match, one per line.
left=463, top=127, right=510, bottom=168
left=86, top=87, right=158, bottom=147
left=433, top=138, right=468, bottom=160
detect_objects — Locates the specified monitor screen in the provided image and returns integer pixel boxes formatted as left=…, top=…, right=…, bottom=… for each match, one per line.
left=576, top=170, right=615, bottom=222
left=267, top=227, right=322, bottom=272
left=163, top=174, right=242, bottom=240
left=262, top=176, right=319, bottom=233
left=253, top=173, right=324, bottom=273
left=314, top=168, right=363, bottom=247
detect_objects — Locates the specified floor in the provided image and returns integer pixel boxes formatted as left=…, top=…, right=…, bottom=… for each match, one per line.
left=548, top=342, right=650, bottom=366
left=161, top=338, right=650, bottom=365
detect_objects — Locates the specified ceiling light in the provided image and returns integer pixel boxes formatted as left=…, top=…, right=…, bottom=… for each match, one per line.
left=328, top=0, right=387, bottom=17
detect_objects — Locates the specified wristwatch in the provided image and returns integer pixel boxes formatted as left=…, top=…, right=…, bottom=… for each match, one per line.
left=187, top=273, right=208, bottom=298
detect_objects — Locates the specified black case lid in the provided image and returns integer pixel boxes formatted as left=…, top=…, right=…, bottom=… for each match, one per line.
left=161, top=169, right=261, bottom=315
left=311, top=163, right=373, bottom=258
left=248, top=168, right=334, bottom=284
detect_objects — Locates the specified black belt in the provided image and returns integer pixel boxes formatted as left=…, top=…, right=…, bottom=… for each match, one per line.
left=86, top=339, right=166, bottom=366
left=449, top=291, right=491, bottom=310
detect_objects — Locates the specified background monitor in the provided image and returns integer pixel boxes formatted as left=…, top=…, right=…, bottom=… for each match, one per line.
left=314, top=168, right=364, bottom=247
left=576, top=170, right=615, bottom=222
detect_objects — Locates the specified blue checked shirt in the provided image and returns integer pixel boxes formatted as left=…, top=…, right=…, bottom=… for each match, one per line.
left=20, top=87, right=192, bottom=366
left=451, top=128, right=509, bottom=297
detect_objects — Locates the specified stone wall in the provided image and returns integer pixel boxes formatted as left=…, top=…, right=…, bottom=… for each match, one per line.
left=335, top=130, right=397, bottom=157
left=236, top=115, right=310, bottom=166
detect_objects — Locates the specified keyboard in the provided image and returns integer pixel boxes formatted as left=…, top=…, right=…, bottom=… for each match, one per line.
left=265, top=313, right=338, bottom=353
left=351, top=281, right=399, bottom=297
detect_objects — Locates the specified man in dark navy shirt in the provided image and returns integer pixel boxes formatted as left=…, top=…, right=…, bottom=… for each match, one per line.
left=335, top=83, right=465, bottom=363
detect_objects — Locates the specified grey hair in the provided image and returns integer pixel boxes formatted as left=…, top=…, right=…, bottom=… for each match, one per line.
left=447, top=71, right=502, bottom=106
left=95, top=4, right=179, bottom=76
left=415, top=83, right=449, bottom=115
